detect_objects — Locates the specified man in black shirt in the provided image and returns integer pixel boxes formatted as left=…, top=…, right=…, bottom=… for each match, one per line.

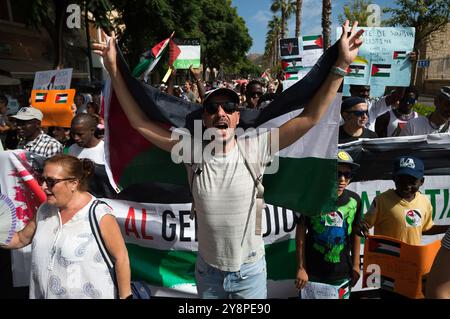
left=339, top=97, right=378, bottom=144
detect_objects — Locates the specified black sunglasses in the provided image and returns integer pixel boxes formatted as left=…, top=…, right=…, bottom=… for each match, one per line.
left=338, top=171, right=352, bottom=179
left=37, top=176, right=76, bottom=188
left=347, top=110, right=369, bottom=117
left=204, top=102, right=239, bottom=115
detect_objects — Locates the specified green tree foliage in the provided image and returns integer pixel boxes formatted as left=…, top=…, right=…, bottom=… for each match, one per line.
left=338, top=0, right=372, bottom=27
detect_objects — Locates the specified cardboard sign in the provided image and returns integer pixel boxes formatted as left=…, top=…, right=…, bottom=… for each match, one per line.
left=31, top=89, right=75, bottom=127
left=173, top=39, right=201, bottom=69
left=362, top=235, right=441, bottom=299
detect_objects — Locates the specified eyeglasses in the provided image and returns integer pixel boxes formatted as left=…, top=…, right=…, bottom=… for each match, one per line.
left=37, top=176, right=76, bottom=188
left=401, top=97, right=416, bottom=106
left=204, top=102, right=239, bottom=115
left=347, top=110, right=369, bottom=117
left=338, top=171, right=352, bottom=179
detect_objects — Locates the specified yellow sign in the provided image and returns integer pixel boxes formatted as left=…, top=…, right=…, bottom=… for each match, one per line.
left=31, top=89, right=75, bottom=127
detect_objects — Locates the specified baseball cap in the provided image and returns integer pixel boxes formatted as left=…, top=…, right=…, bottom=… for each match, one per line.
left=203, top=88, right=240, bottom=105
left=11, top=107, right=43, bottom=121
left=341, top=97, right=366, bottom=112
left=438, top=86, right=450, bottom=101
left=393, top=156, right=424, bottom=179
left=337, top=150, right=360, bottom=168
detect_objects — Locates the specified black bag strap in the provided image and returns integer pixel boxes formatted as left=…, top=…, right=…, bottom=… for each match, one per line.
left=88, top=199, right=118, bottom=290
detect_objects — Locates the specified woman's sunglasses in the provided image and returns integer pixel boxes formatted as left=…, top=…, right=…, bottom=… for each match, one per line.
left=37, top=176, right=76, bottom=188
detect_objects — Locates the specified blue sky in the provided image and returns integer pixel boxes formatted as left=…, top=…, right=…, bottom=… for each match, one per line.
left=231, top=0, right=399, bottom=54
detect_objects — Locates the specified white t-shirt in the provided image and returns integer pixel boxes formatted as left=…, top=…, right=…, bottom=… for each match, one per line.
left=30, top=196, right=116, bottom=299
left=401, top=115, right=450, bottom=136
left=68, top=140, right=105, bottom=165
left=366, top=96, right=389, bottom=131
left=386, top=109, right=419, bottom=137
left=186, top=132, right=273, bottom=272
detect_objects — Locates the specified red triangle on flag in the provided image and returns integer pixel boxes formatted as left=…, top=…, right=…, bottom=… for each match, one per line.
left=168, top=40, right=181, bottom=66
left=393, top=51, right=399, bottom=59
left=281, top=61, right=289, bottom=70
left=151, top=38, right=170, bottom=58
left=314, top=36, right=323, bottom=48
left=371, top=65, right=380, bottom=76
left=338, top=288, right=346, bottom=299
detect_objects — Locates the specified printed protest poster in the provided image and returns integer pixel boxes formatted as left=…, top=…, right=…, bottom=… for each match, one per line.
left=280, top=38, right=300, bottom=58
left=337, top=27, right=415, bottom=87
left=300, top=35, right=324, bottom=67
left=173, top=39, right=200, bottom=69
left=32, top=68, right=73, bottom=90
left=31, top=89, right=75, bottom=127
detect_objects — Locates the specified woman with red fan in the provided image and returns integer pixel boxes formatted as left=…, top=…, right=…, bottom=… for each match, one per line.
left=1, top=154, right=131, bottom=299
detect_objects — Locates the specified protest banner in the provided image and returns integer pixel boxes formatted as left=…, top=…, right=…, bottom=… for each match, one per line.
left=173, top=39, right=201, bottom=69
left=337, top=27, right=415, bottom=87
left=32, top=68, right=73, bottom=91
left=362, top=235, right=441, bottom=299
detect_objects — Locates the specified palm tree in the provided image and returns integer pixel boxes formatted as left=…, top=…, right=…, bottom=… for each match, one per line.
left=271, top=0, right=297, bottom=38
left=264, top=15, right=282, bottom=67
left=322, top=0, right=332, bottom=49
left=295, top=0, right=303, bottom=37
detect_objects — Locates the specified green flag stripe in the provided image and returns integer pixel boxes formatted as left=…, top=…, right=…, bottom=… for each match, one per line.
left=303, top=35, right=320, bottom=41
left=127, top=238, right=298, bottom=287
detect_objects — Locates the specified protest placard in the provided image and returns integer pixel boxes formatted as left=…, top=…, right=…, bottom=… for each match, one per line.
left=32, top=68, right=73, bottom=90
left=31, top=89, right=75, bottom=127
left=337, top=27, right=415, bottom=87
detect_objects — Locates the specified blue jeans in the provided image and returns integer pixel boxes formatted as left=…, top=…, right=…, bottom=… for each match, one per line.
left=195, top=254, right=267, bottom=299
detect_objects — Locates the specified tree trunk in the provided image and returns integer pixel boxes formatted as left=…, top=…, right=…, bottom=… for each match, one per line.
left=322, top=0, right=332, bottom=49
left=281, top=11, right=286, bottom=38
left=85, top=1, right=94, bottom=82
left=53, top=0, right=68, bottom=69
left=295, top=0, right=303, bottom=38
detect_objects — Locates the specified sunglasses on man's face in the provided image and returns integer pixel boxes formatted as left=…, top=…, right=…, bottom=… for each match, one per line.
left=37, top=176, right=76, bottom=188
left=338, top=171, right=352, bottom=179
left=204, top=102, right=239, bottom=115
left=249, top=91, right=263, bottom=98
left=347, top=110, right=369, bottom=117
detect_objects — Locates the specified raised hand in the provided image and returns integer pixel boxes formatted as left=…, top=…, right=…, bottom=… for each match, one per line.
left=337, top=20, right=364, bottom=68
left=92, top=30, right=117, bottom=76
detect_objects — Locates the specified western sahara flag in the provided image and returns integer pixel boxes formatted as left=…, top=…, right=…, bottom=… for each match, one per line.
left=371, top=64, right=391, bottom=77
left=346, top=64, right=366, bottom=77
left=302, top=35, right=323, bottom=50
left=393, top=51, right=407, bottom=60
left=281, top=58, right=303, bottom=73
left=35, top=92, right=47, bottom=102
left=104, top=41, right=342, bottom=216
left=55, top=93, right=68, bottom=104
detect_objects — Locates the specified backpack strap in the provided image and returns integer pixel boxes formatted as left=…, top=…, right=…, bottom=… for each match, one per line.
left=88, top=199, right=118, bottom=293
left=236, top=138, right=265, bottom=236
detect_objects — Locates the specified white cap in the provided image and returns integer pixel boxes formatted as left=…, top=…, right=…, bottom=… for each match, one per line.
left=11, top=107, right=43, bottom=121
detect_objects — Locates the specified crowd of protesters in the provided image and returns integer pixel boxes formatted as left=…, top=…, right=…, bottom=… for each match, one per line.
left=0, top=20, right=450, bottom=300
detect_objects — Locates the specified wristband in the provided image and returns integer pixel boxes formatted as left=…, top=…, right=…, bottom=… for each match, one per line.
left=331, top=66, right=348, bottom=77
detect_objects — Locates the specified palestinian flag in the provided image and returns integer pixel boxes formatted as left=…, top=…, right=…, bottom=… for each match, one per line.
left=105, top=41, right=342, bottom=216
left=368, top=237, right=401, bottom=257
left=132, top=34, right=173, bottom=82
left=284, top=72, right=299, bottom=81
left=371, top=64, right=391, bottom=77
left=35, top=92, right=47, bottom=103
left=173, top=38, right=201, bottom=69
left=302, top=35, right=323, bottom=50
left=281, top=58, right=303, bottom=73
left=393, top=51, right=407, bottom=60
left=54, top=93, right=68, bottom=104
left=346, top=64, right=366, bottom=77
